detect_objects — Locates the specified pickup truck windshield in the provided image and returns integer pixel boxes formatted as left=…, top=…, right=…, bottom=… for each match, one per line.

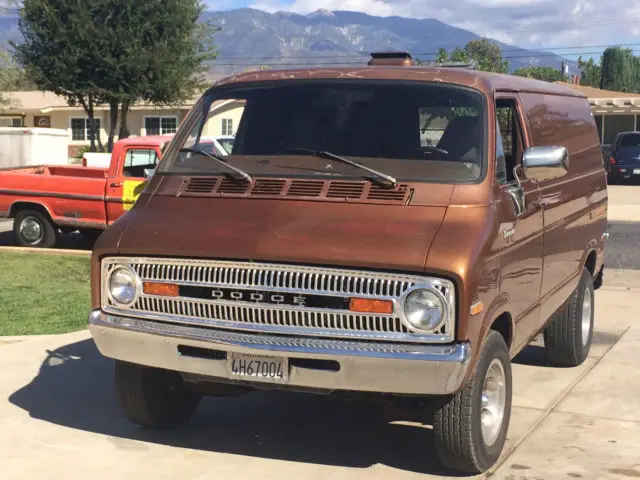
left=157, top=80, right=487, bottom=183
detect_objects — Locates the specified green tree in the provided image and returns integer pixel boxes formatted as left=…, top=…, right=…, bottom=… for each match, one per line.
left=600, top=46, right=635, bottom=92
left=12, top=0, right=217, bottom=152
left=12, top=2, right=107, bottom=151
left=512, top=66, right=562, bottom=82
left=577, top=56, right=602, bottom=87
left=98, top=0, right=218, bottom=149
left=431, top=38, right=508, bottom=73
left=464, top=38, right=509, bottom=73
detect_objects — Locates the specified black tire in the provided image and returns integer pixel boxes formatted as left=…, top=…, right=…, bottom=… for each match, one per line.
left=544, top=267, right=594, bottom=367
left=13, top=209, right=57, bottom=248
left=115, top=361, right=201, bottom=429
left=433, top=330, right=512, bottom=474
left=79, top=228, right=103, bottom=244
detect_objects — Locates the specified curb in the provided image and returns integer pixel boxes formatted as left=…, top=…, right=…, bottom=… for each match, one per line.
left=0, top=246, right=91, bottom=257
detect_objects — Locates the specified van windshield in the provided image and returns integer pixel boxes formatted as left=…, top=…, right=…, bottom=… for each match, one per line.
left=157, top=80, right=487, bottom=183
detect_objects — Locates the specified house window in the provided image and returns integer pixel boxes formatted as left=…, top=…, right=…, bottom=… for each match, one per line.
left=70, top=118, right=101, bottom=142
left=145, top=116, right=178, bottom=136
left=221, top=118, right=233, bottom=136
left=0, top=117, right=23, bottom=127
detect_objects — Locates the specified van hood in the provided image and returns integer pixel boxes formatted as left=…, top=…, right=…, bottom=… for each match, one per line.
left=115, top=195, right=448, bottom=273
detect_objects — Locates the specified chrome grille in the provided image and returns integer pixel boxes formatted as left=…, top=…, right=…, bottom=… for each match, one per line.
left=101, top=258, right=455, bottom=343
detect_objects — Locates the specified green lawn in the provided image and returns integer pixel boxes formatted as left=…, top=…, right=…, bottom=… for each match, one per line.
left=0, top=252, right=91, bottom=336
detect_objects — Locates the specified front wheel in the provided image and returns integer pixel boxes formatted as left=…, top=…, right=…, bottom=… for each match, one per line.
left=433, top=330, right=512, bottom=474
left=13, top=209, right=57, bottom=248
left=115, top=361, right=201, bottom=429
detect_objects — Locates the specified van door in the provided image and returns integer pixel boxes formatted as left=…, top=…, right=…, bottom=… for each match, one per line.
left=493, top=95, right=544, bottom=350
left=105, top=145, right=161, bottom=224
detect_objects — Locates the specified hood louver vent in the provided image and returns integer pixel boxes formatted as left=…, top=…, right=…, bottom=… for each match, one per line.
left=287, top=180, right=324, bottom=197
left=367, top=184, right=408, bottom=201
left=184, top=177, right=219, bottom=194
left=218, top=178, right=250, bottom=194
left=326, top=181, right=365, bottom=198
left=252, top=179, right=286, bottom=195
left=182, top=178, right=409, bottom=204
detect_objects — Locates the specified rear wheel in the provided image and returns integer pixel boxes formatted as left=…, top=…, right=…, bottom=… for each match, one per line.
left=544, top=267, right=594, bottom=367
left=433, top=330, right=512, bottom=474
left=13, top=209, right=57, bottom=248
left=115, top=361, right=201, bottom=429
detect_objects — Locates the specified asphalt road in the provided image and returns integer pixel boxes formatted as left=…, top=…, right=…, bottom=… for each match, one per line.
left=2, top=183, right=639, bottom=270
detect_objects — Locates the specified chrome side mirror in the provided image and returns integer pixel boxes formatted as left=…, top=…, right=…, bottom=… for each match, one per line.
left=143, top=168, right=155, bottom=180
left=508, top=164, right=526, bottom=217
left=522, top=146, right=569, bottom=182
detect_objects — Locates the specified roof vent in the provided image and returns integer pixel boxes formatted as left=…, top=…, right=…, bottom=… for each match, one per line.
left=368, top=51, right=415, bottom=67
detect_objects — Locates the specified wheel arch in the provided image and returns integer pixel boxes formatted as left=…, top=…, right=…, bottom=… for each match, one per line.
left=489, top=311, right=514, bottom=351
left=583, top=248, right=598, bottom=277
left=9, top=201, right=55, bottom=221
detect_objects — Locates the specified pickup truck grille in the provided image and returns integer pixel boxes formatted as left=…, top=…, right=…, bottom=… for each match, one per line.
left=101, top=258, right=455, bottom=343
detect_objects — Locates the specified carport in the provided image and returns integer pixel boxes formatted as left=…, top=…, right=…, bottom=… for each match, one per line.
left=555, top=81, right=640, bottom=146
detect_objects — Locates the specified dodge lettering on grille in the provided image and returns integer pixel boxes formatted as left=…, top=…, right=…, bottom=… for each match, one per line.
left=179, top=285, right=350, bottom=310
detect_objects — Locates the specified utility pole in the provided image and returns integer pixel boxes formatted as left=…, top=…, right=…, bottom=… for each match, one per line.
left=560, top=60, right=569, bottom=82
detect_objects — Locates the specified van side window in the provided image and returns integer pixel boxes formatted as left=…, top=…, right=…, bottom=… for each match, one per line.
left=496, top=99, right=524, bottom=183
left=495, top=118, right=507, bottom=184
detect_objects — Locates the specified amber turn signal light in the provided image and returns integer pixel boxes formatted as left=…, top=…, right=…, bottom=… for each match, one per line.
left=143, top=282, right=179, bottom=297
left=349, top=298, right=394, bottom=314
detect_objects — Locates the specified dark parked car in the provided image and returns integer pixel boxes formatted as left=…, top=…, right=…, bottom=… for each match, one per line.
left=607, top=132, right=640, bottom=182
left=601, top=144, right=612, bottom=173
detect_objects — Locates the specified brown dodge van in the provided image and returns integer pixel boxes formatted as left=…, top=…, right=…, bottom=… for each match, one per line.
left=88, top=53, right=608, bottom=473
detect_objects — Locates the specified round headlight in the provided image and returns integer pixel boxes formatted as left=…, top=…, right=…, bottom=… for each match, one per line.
left=108, top=266, right=139, bottom=305
left=403, top=288, right=445, bottom=331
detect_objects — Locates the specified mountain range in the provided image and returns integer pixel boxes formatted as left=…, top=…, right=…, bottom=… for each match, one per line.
left=0, top=8, right=578, bottom=78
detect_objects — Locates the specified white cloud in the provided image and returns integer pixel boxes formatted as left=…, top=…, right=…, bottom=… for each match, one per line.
left=248, top=0, right=640, bottom=50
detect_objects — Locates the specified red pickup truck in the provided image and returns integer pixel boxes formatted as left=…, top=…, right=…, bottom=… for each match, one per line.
left=0, top=135, right=171, bottom=248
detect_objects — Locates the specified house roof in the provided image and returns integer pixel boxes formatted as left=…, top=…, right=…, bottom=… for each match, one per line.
left=2, top=90, right=202, bottom=114
left=553, top=81, right=640, bottom=99
left=554, top=81, right=640, bottom=113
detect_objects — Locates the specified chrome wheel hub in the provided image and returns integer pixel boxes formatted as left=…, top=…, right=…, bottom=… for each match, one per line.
left=20, top=217, right=43, bottom=244
left=581, top=287, right=593, bottom=347
left=481, top=358, right=506, bottom=447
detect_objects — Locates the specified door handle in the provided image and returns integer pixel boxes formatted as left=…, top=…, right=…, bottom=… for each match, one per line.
left=110, top=182, right=123, bottom=188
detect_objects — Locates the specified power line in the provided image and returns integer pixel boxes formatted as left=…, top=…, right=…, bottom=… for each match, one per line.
left=208, top=49, right=640, bottom=67
left=217, top=42, right=640, bottom=62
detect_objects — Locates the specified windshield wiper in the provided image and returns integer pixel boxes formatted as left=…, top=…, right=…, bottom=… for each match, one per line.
left=285, top=148, right=397, bottom=188
left=179, top=147, right=253, bottom=183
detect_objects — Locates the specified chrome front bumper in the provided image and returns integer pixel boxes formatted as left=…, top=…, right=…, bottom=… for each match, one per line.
left=88, top=310, right=471, bottom=395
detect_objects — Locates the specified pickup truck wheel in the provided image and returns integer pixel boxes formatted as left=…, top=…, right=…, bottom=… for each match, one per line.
left=115, top=361, right=201, bottom=429
left=432, top=330, right=512, bottom=474
left=13, top=210, right=57, bottom=248
left=544, top=267, right=594, bottom=367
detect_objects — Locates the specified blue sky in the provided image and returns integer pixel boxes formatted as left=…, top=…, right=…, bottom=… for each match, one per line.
left=206, top=0, right=640, bottom=59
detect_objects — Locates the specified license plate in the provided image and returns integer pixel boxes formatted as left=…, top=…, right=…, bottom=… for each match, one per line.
left=634, top=169, right=640, bottom=174
left=228, top=353, right=288, bottom=384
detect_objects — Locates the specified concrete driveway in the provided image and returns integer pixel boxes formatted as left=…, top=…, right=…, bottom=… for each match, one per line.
left=2, top=184, right=640, bottom=479
left=1, top=287, right=638, bottom=480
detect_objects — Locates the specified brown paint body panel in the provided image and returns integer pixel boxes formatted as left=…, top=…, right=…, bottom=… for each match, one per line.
left=114, top=194, right=448, bottom=271
left=91, top=67, right=608, bottom=383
